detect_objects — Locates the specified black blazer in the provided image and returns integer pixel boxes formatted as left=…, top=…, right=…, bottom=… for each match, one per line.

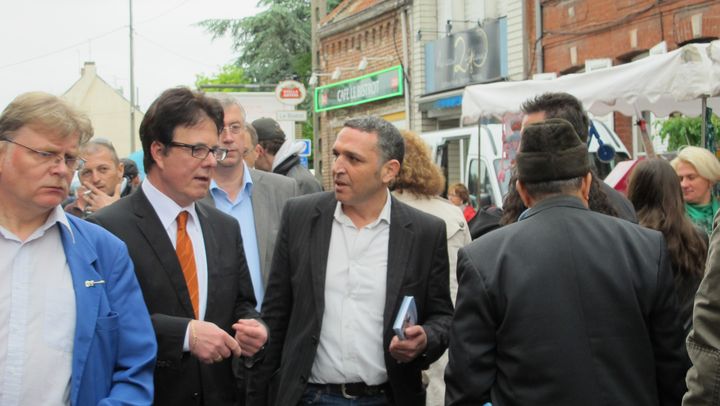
left=446, top=195, right=686, bottom=406
left=248, top=192, right=453, bottom=406
left=89, top=188, right=260, bottom=406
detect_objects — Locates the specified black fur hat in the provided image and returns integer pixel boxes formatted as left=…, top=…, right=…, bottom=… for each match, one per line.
left=516, top=118, right=590, bottom=183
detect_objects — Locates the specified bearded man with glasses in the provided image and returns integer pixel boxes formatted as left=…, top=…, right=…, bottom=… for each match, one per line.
left=89, top=87, right=268, bottom=406
left=0, top=92, right=156, bottom=405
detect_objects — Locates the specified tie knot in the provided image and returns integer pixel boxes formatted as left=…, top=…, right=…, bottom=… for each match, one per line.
left=177, top=211, right=189, bottom=230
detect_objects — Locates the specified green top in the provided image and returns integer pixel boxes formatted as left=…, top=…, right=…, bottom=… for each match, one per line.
left=685, top=197, right=720, bottom=236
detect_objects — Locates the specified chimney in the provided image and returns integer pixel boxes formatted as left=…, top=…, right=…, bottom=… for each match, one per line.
left=81, top=61, right=97, bottom=77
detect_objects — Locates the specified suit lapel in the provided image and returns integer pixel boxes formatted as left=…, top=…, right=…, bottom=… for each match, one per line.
left=61, top=219, right=101, bottom=406
left=249, top=169, right=271, bottom=279
left=196, top=202, right=220, bottom=318
left=310, top=195, right=335, bottom=322
left=383, top=197, right=414, bottom=332
left=132, top=190, right=196, bottom=318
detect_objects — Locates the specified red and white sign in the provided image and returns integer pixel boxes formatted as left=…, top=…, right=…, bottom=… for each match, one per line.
left=275, top=80, right=307, bottom=106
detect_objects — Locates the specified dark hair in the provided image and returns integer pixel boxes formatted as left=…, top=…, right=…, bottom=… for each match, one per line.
left=521, top=92, right=590, bottom=142
left=120, top=158, right=139, bottom=180
left=522, top=176, right=585, bottom=200
left=139, top=87, right=224, bottom=172
left=343, top=116, right=404, bottom=166
left=627, top=158, right=707, bottom=279
left=500, top=170, right=618, bottom=225
left=258, top=138, right=285, bottom=155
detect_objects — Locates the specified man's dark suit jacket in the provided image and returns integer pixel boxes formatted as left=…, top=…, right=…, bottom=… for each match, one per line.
left=446, top=195, right=686, bottom=406
left=89, top=188, right=260, bottom=406
left=248, top=192, right=454, bottom=406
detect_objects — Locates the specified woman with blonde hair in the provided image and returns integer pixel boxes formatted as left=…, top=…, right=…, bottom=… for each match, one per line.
left=391, top=129, right=470, bottom=406
left=671, top=146, right=720, bottom=235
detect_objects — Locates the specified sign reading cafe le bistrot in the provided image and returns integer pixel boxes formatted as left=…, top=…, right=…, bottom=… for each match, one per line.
left=314, top=65, right=403, bottom=112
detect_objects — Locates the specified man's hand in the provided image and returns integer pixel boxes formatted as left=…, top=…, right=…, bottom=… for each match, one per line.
left=189, top=320, right=242, bottom=364
left=232, top=319, right=268, bottom=357
left=389, top=325, right=427, bottom=363
left=82, top=182, right=121, bottom=212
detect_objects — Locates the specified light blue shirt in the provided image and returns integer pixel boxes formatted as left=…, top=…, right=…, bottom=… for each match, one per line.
left=210, top=163, right=263, bottom=310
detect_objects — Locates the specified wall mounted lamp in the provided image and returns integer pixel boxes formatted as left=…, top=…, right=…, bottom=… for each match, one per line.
left=357, top=56, right=395, bottom=70
left=331, top=66, right=356, bottom=80
left=308, top=72, right=332, bottom=86
left=416, top=29, right=446, bottom=41
left=446, top=19, right=483, bottom=34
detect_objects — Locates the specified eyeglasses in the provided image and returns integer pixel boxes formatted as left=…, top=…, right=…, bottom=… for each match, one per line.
left=222, top=123, right=244, bottom=135
left=0, top=135, right=85, bottom=171
left=166, top=141, right=228, bottom=161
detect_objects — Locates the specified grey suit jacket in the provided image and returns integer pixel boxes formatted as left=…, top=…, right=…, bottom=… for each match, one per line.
left=89, top=188, right=260, bottom=406
left=249, top=192, right=454, bottom=406
left=203, top=168, right=299, bottom=285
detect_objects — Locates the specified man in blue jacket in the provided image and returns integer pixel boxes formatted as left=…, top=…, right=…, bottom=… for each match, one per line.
left=0, top=92, right=156, bottom=405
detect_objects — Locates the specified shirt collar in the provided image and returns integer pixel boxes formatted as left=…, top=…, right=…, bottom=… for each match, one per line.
left=141, top=178, right=199, bottom=230
left=0, top=205, right=73, bottom=243
left=333, top=188, right=392, bottom=228
left=210, top=161, right=254, bottom=198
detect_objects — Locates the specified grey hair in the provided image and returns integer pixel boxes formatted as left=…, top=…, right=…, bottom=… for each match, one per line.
left=215, top=95, right=247, bottom=121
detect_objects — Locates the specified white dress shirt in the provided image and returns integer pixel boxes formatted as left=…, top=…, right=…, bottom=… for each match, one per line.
left=141, top=180, right=208, bottom=350
left=310, top=191, right=391, bottom=385
left=0, top=206, right=76, bottom=406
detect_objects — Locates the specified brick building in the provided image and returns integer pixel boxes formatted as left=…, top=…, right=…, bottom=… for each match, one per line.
left=312, top=0, right=411, bottom=187
left=527, top=0, right=720, bottom=154
left=311, top=0, right=527, bottom=188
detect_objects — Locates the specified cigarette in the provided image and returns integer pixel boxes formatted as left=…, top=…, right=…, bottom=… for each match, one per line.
left=83, top=190, right=92, bottom=196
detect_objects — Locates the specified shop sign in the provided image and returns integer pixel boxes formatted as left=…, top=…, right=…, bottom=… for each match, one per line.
left=276, top=80, right=307, bottom=105
left=424, top=18, right=507, bottom=94
left=314, top=65, right=403, bottom=112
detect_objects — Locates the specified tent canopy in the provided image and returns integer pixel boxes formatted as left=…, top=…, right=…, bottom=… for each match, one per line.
left=462, top=40, right=720, bottom=123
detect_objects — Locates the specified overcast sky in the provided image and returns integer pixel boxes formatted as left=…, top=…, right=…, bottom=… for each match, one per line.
left=0, top=0, right=259, bottom=112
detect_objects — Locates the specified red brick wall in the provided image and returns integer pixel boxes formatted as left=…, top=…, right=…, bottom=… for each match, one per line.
left=526, top=0, right=720, bottom=152
left=316, top=9, right=407, bottom=188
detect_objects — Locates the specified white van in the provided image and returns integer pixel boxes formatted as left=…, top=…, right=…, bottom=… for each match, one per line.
left=421, top=119, right=631, bottom=209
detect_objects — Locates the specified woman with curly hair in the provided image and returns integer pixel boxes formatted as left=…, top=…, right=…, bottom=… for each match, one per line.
left=627, top=158, right=708, bottom=335
left=391, top=129, right=471, bottom=406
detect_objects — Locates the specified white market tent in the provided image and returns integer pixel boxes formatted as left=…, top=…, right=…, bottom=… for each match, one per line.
left=461, top=40, right=720, bottom=123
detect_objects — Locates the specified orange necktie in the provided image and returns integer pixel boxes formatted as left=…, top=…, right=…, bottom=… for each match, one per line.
left=176, top=211, right=199, bottom=318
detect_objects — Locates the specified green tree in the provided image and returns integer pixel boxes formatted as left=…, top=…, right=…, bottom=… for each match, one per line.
left=656, top=114, right=720, bottom=150
left=199, top=0, right=312, bottom=84
left=195, top=64, right=249, bottom=91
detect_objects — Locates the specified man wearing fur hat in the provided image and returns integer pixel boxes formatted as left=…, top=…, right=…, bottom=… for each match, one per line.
left=445, top=118, right=686, bottom=405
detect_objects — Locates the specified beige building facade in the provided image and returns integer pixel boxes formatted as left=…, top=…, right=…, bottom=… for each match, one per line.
left=63, top=62, right=143, bottom=158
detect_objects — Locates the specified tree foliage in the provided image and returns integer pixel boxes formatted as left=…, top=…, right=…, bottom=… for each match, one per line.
left=199, top=0, right=311, bottom=84
left=195, top=64, right=249, bottom=91
left=656, top=114, right=720, bottom=150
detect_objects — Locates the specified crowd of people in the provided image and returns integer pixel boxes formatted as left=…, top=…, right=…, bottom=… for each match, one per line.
left=2, top=88, right=720, bottom=406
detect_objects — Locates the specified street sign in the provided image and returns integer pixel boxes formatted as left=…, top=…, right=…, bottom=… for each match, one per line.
left=298, top=139, right=312, bottom=157
left=277, top=110, right=308, bottom=122
left=275, top=80, right=307, bottom=106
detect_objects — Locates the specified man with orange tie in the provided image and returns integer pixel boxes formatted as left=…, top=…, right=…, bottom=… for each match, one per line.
left=90, top=87, right=268, bottom=406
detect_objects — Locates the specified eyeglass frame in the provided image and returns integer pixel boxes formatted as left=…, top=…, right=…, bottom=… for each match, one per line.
left=0, top=135, right=85, bottom=171
left=221, top=123, right=244, bottom=135
left=165, top=141, right=229, bottom=161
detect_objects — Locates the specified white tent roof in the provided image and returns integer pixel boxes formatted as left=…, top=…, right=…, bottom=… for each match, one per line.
left=462, top=40, right=720, bottom=123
